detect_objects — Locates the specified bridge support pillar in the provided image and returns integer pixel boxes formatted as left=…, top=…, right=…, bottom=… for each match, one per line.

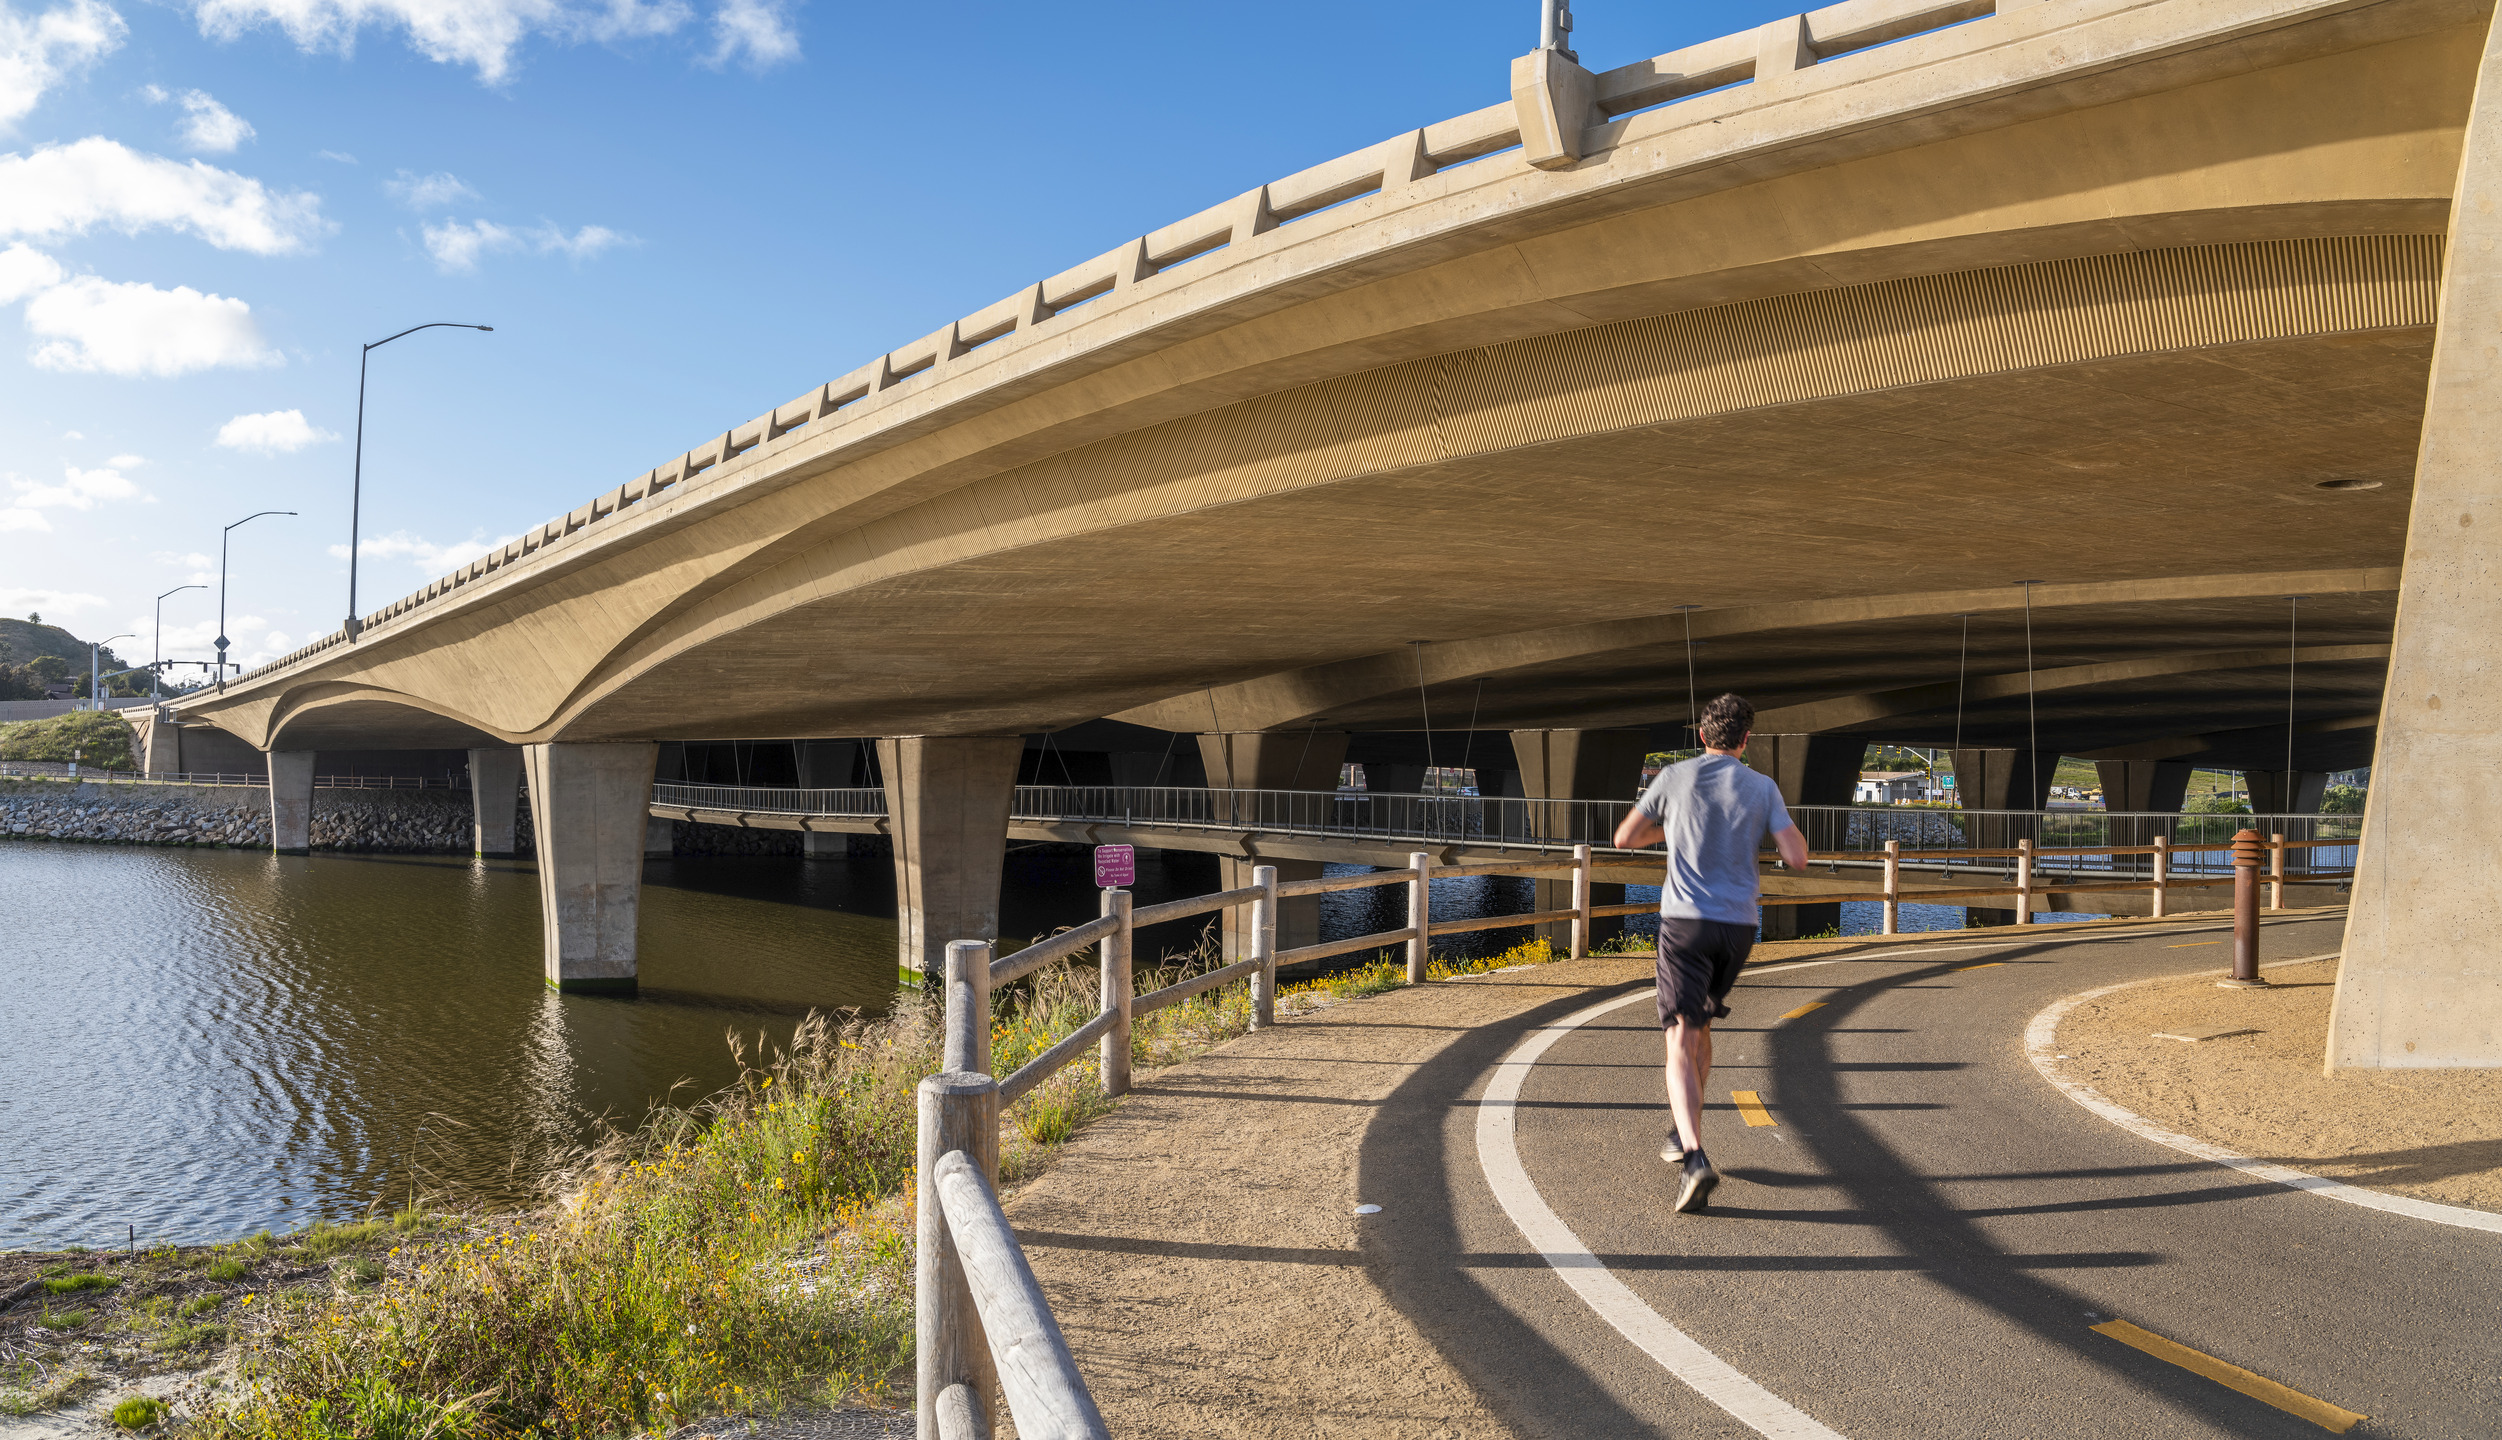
left=2243, top=769, right=2328, bottom=815
left=1950, top=748, right=2061, bottom=926
left=1745, top=735, right=1865, bottom=939
left=881, top=736, right=1023, bottom=983
left=268, top=750, right=314, bottom=855
left=1199, top=731, right=1349, bottom=960
left=2334, top=4, right=2502, bottom=1069
left=2094, top=759, right=2191, bottom=814
left=468, top=747, right=522, bottom=859
left=524, top=742, right=657, bottom=995
left=646, top=742, right=683, bottom=858
left=1512, top=729, right=1648, bottom=951
left=800, top=740, right=864, bottom=859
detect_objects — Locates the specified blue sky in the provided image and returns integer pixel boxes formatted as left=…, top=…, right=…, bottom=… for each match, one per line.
left=0, top=0, right=1792, bottom=675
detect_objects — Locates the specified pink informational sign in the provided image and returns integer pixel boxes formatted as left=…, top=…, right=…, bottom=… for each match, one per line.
left=1093, top=844, right=1136, bottom=888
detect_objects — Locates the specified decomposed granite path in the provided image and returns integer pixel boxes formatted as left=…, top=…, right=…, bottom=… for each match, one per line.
left=1003, top=912, right=2502, bottom=1439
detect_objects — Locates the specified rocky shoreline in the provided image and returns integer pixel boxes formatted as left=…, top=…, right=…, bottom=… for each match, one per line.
left=0, top=779, right=816, bottom=857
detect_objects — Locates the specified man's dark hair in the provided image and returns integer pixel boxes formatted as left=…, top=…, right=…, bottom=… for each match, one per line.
left=1698, top=693, right=1755, bottom=750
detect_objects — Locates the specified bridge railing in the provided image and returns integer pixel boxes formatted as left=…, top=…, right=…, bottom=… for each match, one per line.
left=0, top=765, right=465, bottom=789
left=227, top=0, right=2047, bottom=694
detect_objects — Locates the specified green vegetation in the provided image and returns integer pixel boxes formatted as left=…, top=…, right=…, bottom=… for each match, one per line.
left=205, top=1257, right=249, bottom=1282
left=37, top=1308, right=92, bottom=1331
left=43, top=1273, right=120, bottom=1294
left=2322, top=783, right=2366, bottom=814
left=111, top=1395, right=167, bottom=1430
left=0, top=1364, right=94, bottom=1416
left=0, top=617, right=148, bottom=700
left=0, top=709, right=137, bottom=770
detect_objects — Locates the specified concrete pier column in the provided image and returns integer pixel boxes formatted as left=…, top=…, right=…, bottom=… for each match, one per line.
left=1364, top=762, right=1426, bottom=795
left=800, top=740, right=863, bottom=859
left=2335, top=7, right=2502, bottom=1068
left=1950, top=747, right=2061, bottom=924
left=267, top=750, right=314, bottom=855
left=1744, top=734, right=1865, bottom=939
left=2094, top=759, right=2192, bottom=814
left=1512, top=729, right=1649, bottom=947
left=1199, top=731, right=1350, bottom=960
left=468, top=747, right=523, bottom=858
left=524, top=742, right=658, bottom=995
left=880, top=736, right=1024, bottom=983
left=2243, top=769, right=2328, bottom=815
left=644, top=742, right=683, bottom=858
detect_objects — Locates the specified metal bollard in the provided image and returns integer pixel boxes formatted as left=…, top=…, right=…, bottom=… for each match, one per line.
left=1099, top=888, right=1132, bottom=1097
left=1881, top=839, right=1901, bottom=935
left=2221, top=828, right=2268, bottom=988
left=1250, top=865, right=1278, bottom=1030
left=1570, top=843, right=1593, bottom=959
left=1407, top=851, right=1432, bottom=983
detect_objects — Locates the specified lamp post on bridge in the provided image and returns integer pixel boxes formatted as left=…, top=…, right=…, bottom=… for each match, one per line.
left=88, top=634, right=131, bottom=710
left=1538, top=0, right=1577, bottom=59
left=217, top=510, right=295, bottom=692
left=153, top=584, right=203, bottom=701
left=343, top=322, right=494, bottom=642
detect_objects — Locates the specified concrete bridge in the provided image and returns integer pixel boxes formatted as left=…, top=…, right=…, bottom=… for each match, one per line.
left=166, top=0, right=2502, bottom=1066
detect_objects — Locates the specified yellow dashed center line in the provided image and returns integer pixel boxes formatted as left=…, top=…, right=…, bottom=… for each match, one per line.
left=1779, top=1001, right=1826, bottom=1021
left=1955, top=962, right=2003, bottom=971
left=1731, top=1090, right=1776, bottom=1127
left=2090, top=1319, right=2366, bottom=1433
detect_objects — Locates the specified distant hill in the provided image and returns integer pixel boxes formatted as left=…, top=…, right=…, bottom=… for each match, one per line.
left=0, top=617, right=130, bottom=674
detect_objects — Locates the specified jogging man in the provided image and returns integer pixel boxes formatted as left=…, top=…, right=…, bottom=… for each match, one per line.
left=1613, top=692, right=1808, bottom=1213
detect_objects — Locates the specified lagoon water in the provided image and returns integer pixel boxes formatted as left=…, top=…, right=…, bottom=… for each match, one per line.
left=0, top=841, right=1617, bottom=1250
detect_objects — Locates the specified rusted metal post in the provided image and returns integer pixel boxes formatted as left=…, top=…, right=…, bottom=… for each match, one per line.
left=1406, top=851, right=1432, bottom=983
left=1881, top=839, right=1901, bottom=935
left=2150, top=835, right=2169, bottom=918
left=1570, top=843, right=1593, bottom=959
left=2222, top=828, right=2268, bottom=987
left=2014, top=838, right=2034, bottom=925
left=1098, top=888, right=1132, bottom=1097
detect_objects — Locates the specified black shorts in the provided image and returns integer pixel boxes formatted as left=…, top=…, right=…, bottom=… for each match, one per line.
left=1654, top=916, right=1756, bottom=1028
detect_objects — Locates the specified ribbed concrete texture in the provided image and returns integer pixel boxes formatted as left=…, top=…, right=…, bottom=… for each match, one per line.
left=1512, top=729, right=1648, bottom=946
left=524, top=742, right=657, bottom=995
left=880, top=736, right=1022, bottom=982
left=2334, top=2, right=2502, bottom=1071
left=266, top=751, right=314, bottom=856
left=1200, top=731, right=1350, bottom=960
left=468, top=747, right=522, bottom=859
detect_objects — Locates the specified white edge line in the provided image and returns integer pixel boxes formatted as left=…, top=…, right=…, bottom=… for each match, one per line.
left=1474, top=987, right=1849, bottom=1440
left=2022, top=954, right=2502, bottom=1236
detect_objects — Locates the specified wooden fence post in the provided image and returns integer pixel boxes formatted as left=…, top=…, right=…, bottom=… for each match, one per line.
left=1407, top=851, right=1432, bottom=983
left=1882, top=839, right=1900, bottom=936
left=1571, top=843, right=1593, bottom=959
left=916, top=1071, right=1000, bottom=1440
left=2151, top=835, right=2169, bottom=919
left=2014, top=838, right=2034, bottom=926
left=1099, top=889, right=1131, bottom=1098
left=944, top=940, right=992, bottom=1077
left=2268, top=831, right=2285, bottom=911
left=1251, top=864, right=1278, bottom=1029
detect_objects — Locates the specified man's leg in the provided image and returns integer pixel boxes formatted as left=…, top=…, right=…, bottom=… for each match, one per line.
left=1663, top=1017, right=1710, bottom=1152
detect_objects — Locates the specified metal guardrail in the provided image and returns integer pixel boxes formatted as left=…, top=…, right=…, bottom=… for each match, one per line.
left=0, top=765, right=465, bottom=789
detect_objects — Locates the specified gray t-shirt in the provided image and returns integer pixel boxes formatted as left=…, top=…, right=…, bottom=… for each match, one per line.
left=1633, top=753, right=1796, bottom=927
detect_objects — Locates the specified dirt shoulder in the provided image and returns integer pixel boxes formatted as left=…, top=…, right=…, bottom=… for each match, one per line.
left=1000, top=953, right=1654, bottom=1439
left=2052, top=958, right=2502, bottom=1213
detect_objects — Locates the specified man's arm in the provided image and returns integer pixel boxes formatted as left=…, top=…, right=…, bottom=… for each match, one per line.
left=1772, top=821, right=1808, bottom=869
left=1614, top=808, right=1663, bottom=849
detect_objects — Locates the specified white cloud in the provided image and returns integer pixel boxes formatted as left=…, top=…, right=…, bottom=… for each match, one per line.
left=316, top=148, right=355, bottom=163
left=325, top=527, right=518, bottom=572
left=0, top=584, right=105, bottom=612
left=0, top=0, right=124, bottom=130
left=384, top=167, right=473, bottom=209
left=215, top=408, right=335, bottom=453
left=708, top=0, right=791, bottom=67
left=24, top=274, right=282, bottom=376
left=143, top=85, right=256, bottom=152
left=421, top=216, right=624, bottom=271
left=0, top=240, right=60, bottom=300
left=2, top=460, right=146, bottom=529
left=0, top=506, right=45, bottom=530
left=0, top=138, right=327, bottom=254
left=189, top=0, right=690, bottom=84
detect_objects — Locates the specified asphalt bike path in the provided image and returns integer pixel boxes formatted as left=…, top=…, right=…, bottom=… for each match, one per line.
left=1358, top=915, right=2501, bottom=1438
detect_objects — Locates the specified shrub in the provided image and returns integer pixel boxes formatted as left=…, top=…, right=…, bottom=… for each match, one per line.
left=111, top=1396, right=167, bottom=1430
left=204, top=1259, right=247, bottom=1282
left=43, top=1274, right=118, bottom=1294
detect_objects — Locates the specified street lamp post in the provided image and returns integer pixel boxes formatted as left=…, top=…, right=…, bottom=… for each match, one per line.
left=154, top=584, right=204, bottom=700
left=88, top=634, right=131, bottom=709
left=218, top=510, right=296, bottom=691
left=345, top=322, right=494, bottom=640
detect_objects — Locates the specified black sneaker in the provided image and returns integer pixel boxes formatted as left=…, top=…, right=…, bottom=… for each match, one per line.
left=1661, top=1126, right=1686, bottom=1163
left=1674, top=1151, right=1719, bottom=1214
